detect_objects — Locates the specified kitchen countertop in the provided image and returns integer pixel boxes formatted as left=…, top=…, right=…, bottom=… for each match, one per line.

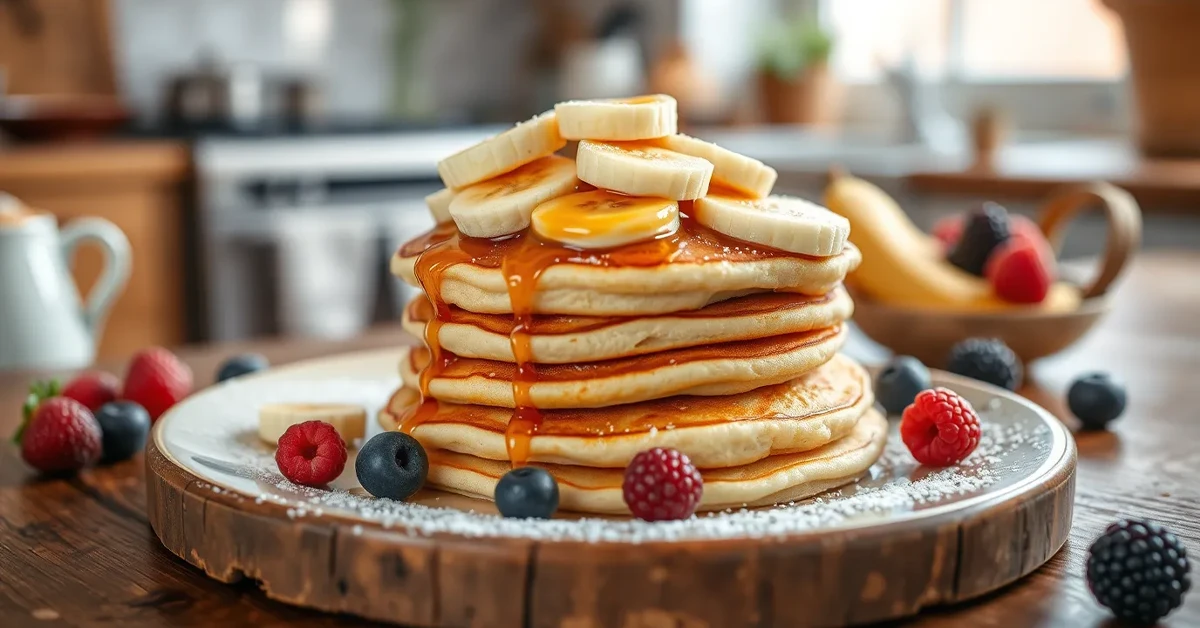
left=0, top=140, right=190, bottom=186
left=1, top=251, right=1198, bottom=626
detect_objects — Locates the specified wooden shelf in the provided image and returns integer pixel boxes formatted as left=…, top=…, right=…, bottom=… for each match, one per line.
left=907, top=139, right=1200, bottom=209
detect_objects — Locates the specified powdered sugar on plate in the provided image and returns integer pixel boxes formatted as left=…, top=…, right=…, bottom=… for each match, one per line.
left=164, top=370, right=1065, bottom=543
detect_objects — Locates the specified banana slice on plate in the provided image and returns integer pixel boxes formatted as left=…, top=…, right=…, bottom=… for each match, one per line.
left=437, top=111, right=566, bottom=189
left=554, top=94, right=678, bottom=141
left=660, top=134, right=778, bottom=198
left=259, top=403, right=367, bottom=446
left=693, top=194, right=850, bottom=257
left=425, top=188, right=456, bottom=224
left=449, top=155, right=579, bottom=238
left=576, top=140, right=712, bottom=201
left=532, top=190, right=680, bottom=249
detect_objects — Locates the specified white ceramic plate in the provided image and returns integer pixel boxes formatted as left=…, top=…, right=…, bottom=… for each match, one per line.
left=153, top=349, right=1073, bottom=543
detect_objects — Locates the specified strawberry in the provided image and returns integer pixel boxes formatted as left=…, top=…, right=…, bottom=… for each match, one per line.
left=122, top=347, right=192, bottom=422
left=986, top=236, right=1055, bottom=303
left=13, top=381, right=102, bottom=473
left=62, top=371, right=120, bottom=413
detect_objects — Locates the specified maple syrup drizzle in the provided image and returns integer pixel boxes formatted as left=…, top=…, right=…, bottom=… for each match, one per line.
left=394, top=196, right=816, bottom=463
left=399, top=234, right=472, bottom=437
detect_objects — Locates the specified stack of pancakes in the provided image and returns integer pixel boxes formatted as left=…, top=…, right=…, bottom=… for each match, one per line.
left=381, top=98, right=887, bottom=516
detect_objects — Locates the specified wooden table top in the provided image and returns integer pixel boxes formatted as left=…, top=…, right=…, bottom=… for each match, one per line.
left=2, top=251, right=1199, bottom=627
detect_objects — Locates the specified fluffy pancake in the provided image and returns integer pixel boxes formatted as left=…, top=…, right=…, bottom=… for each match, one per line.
left=402, top=288, right=854, bottom=364
left=399, top=326, right=847, bottom=409
left=381, top=353, right=873, bottom=468
left=423, top=408, right=887, bottom=514
left=391, top=221, right=861, bottom=316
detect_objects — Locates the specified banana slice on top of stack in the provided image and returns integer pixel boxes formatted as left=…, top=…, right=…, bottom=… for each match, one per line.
left=432, top=94, right=848, bottom=254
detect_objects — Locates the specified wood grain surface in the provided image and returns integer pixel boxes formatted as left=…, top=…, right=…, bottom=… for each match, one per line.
left=2, top=252, right=1199, bottom=627
left=143, top=416, right=1074, bottom=627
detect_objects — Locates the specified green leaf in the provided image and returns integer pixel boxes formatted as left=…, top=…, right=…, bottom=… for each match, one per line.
left=12, top=379, right=61, bottom=445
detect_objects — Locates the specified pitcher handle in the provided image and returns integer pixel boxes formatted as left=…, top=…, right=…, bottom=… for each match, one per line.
left=60, top=218, right=132, bottom=338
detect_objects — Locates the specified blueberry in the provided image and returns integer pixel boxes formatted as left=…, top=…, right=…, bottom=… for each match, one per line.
left=946, top=337, right=1023, bottom=390
left=95, top=401, right=151, bottom=463
left=355, top=432, right=428, bottom=501
left=215, top=354, right=269, bottom=383
left=494, top=467, right=559, bottom=519
left=1069, top=372, right=1127, bottom=430
left=875, top=355, right=932, bottom=415
left=948, top=202, right=1011, bottom=276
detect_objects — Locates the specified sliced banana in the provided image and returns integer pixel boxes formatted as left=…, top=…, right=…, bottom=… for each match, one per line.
left=693, top=194, right=850, bottom=256
left=425, top=188, right=456, bottom=224
left=576, top=140, right=712, bottom=201
left=259, top=403, right=367, bottom=446
left=659, top=134, right=778, bottom=198
left=448, top=155, right=579, bottom=238
left=437, top=111, right=566, bottom=189
left=532, top=190, right=680, bottom=249
left=554, top=94, right=678, bottom=141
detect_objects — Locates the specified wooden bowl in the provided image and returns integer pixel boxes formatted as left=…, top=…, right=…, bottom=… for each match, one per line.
left=0, top=94, right=129, bottom=142
left=852, top=182, right=1143, bottom=366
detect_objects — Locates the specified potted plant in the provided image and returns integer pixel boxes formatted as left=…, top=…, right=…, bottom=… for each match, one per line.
left=1103, top=0, right=1200, bottom=156
left=756, top=19, right=837, bottom=126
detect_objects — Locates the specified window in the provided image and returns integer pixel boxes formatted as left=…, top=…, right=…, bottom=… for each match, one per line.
left=825, top=0, right=1127, bottom=83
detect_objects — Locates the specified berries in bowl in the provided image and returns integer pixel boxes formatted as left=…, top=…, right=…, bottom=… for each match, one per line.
left=825, top=172, right=1142, bottom=366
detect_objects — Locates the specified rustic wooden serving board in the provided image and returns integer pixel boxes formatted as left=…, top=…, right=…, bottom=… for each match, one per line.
left=145, top=350, right=1075, bottom=627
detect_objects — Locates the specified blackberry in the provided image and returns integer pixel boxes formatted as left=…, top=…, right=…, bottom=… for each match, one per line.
left=948, top=202, right=1011, bottom=276
left=946, top=338, right=1023, bottom=390
left=1087, top=519, right=1191, bottom=624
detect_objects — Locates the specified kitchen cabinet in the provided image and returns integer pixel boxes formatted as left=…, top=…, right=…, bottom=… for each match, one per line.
left=0, top=141, right=191, bottom=358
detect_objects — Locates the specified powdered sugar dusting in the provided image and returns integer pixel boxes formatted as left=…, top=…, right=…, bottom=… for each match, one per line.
left=163, top=371, right=1064, bottom=544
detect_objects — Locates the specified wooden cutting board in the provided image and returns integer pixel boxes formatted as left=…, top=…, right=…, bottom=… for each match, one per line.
left=0, top=0, right=117, bottom=95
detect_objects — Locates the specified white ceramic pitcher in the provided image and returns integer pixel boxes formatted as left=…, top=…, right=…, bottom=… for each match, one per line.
left=0, top=192, right=131, bottom=370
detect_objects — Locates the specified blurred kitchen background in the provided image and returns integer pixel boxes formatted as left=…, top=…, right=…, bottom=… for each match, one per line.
left=2, top=0, right=1198, bottom=359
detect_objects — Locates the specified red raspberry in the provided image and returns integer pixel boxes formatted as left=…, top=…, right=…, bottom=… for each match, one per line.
left=985, top=235, right=1055, bottom=304
left=122, top=347, right=193, bottom=422
left=901, top=388, right=982, bottom=466
left=62, top=371, right=120, bottom=413
left=932, top=213, right=965, bottom=251
left=18, top=396, right=103, bottom=473
left=275, top=421, right=347, bottom=487
left=622, top=447, right=704, bottom=521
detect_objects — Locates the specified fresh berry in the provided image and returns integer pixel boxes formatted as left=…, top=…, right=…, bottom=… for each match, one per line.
left=622, top=447, right=704, bottom=521
left=900, top=388, right=982, bottom=466
left=946, top=338, right=1023, bottom=391
left=985, top=236, right=1054, bottom=303
left=494, top=467, right=559, bottom=519
left=934, top=212, right=1041, bottom=253
left=14, top=383, right=102, bottom=473
left=947, top=202, right=1011, bottom=276
left=1087, top=519, right=1191, bottom=624
left=931, top=214, right=965, bottom=251
left=275, top=420, right=348, bottom=487
left=216, top=353, right=269, bottom=383
left=1069, top=372, right=1127, bottom=430
left=875, top=355, right=932, bottom=415
left=62, top=371, right=120, bottom=413
left=94, top=401, right=151, bottom=463
left=122, top=347, right=192, bottom=421
left=355, top=431, right=428, bottom=500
